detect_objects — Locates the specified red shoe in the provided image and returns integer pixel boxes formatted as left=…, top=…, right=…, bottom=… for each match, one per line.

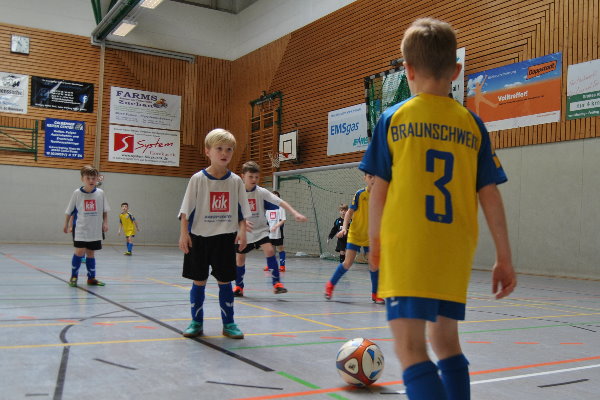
left=263, top=266, right=270, bottom=271
left=279, top=265, right=285, bottom=272
left=371, top=293, right=385, bottom=304
left=324, top=281, right=334, bottom=300
left=233, top=286, right=244, bottom=297
left=273, top=282, right=288, bottom=294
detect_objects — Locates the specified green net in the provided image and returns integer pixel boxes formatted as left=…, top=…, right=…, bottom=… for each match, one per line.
left=366, top=68, right=411, bottom=136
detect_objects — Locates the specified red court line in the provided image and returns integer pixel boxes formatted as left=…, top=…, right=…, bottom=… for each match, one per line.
left=94, top=322, right=114, bottom=326
left=230, top=355, right=600, bottom=400
left=134, top=326, right=158, bottom=330
left=466, top=341, right=492, bottom=344
left=560, top=342, right=583, bottom=345
left=17, top=316, right=36, bottom=320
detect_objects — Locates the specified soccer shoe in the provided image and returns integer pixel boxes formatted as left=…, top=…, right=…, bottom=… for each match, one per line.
left=324, top=281, right=334, bottom=300
left=273, top=282, right=288, bottom=294
left=123, top=251, right=132, bottom=256
left=87, top=278, right=105, bottom=286
left=222, top=323, right=244, bottom=339
left=371, top=293, right=385, bottom=304
left=279, top=265, right=286, bottom=272
left=263, top=266, right=270, bottom=271
left=233, top=285, right=244, bottom=297
left=68, top=277, right=78, bottom=287
left=182, top=321, right=203, bottom=338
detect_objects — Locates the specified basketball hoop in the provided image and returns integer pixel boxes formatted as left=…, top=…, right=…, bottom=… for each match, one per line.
left=268, top=151, right=280, bottom=169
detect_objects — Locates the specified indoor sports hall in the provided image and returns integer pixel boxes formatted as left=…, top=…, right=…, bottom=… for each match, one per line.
left=1, top=1, right=599, bottom=399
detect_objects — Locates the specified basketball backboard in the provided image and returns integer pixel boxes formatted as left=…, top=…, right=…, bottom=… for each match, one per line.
left=279, top=130, right=298, bottom=161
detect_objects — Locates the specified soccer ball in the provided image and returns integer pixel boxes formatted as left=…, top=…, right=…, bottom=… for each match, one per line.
left=336, top=338, right=384, bottom=386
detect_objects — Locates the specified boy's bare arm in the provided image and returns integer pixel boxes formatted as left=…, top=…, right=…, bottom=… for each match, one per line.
left=179, top=214, right=192, bottom=254
left=63, top=214, right=71, bottom=234
left=236, top=219, right=247, bottom=250
left=478, top=184, right=517, bottom=299
left=368, top=177, right=389, bottom=267
left=338, top=208, right=354, bottom=237
left=278, top=200, right=307, bottom=222
left=102, top=212, right=109, bottom=232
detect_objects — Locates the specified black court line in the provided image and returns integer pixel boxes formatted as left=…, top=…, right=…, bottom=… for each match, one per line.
left=5, top=253, right=274, bottom=373
left=94, top=358, right=138, bottom=370
left=538, top=378, right=589, bottom=388
left=25, top=395, right=49, bottom=397
left=206, top=380, right=284, bottom=390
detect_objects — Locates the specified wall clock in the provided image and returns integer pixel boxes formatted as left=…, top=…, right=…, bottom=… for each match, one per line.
left=11, top=35, right=30, bottom=54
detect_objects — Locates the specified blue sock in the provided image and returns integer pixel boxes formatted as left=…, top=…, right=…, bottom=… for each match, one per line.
left=218, top=283, right=235, bottom=324
left=370, top=270, right=379, bottom=294
left=235, top=265, right=245, bottom=288
left=190, top=284, right=205, bottom=323
left=127, top=242, right=133, bottom=252
left=267, top=255, right=280, bottom=285
left=403, top=360, right=448, bottom=400
left=71, top=254, right=82, bottom=278
left=279, top=251, right=286, bottom=266
left=438, top=354, right=470, bottom=400
left=85, top=257, right=96, bottom=279
left=330, top=263, right=347, bottom=286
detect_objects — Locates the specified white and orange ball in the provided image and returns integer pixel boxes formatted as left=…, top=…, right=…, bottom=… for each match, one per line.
left=336, top=338, right=384, bottom=386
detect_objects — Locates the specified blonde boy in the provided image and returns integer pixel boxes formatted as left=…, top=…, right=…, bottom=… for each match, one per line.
left=361, top=19, right=516, bottom=399
left=178, top=129, right=251, bottom=339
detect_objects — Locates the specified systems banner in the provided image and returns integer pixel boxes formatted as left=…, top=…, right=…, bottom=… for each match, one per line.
left=109, top=87, right=181, bottom=131
left=30, top=76, right=94, bottom=112
left=466, top=52, right=562, bottom=132
left=327, top=103, right=369, bottom=156
left=0, top=72, right=28, bottom=114
left=109, top=125, right=180, bottom=167
left=566, top=59, right=600, bottom=120
left=44, top=118, right=85, bottom=159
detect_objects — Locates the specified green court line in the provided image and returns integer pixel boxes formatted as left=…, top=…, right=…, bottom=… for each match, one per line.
left=231, top=339, right=347, bottom=350
left=276, top=371, right=351, bottom=400
left=461, top=321, right=600, bottom=334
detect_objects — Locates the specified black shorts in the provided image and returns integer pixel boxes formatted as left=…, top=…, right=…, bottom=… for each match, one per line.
left=335, top=237, right=347, bottom=253
left=270, top=238, right=284, bottom=247
left=236, top=236, right=271, bottom=254
left=182, top=232, right=237, bottom=282
left=73, top=240, right=102, bottom=251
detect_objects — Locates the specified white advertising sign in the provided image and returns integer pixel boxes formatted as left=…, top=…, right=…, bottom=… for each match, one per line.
left=109, top=125, right=180, bottom=167
left=0, top=72, right=29, bottom=114
left=327, top=103, right=369, bottom=156
left=452, top=47, right=466, bottom=104
left=109, top=87, right=181, bottom=130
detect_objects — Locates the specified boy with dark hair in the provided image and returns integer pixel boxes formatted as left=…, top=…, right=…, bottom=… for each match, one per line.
left=63, top=165, right=110, bottom=287
left=362, top=18, right=517, bottom=400
left=327, top=203, right=349, bottom=263
left=118, top=202, right=139, bottom=255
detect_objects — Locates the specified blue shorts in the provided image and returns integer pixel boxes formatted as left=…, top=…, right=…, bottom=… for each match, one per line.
left=346, top=242, right=369, bottom=253
left=386, top=297, right=466, bottom=322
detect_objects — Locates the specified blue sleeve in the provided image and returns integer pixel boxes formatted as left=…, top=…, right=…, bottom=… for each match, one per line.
left=470, top=112, right=508, bottom=190
left=350, top=190, right=363, bottom=210
left=264, top=200, right=279, bottom=210
left=238, top=203, right=244, bottom=222
left=359, top=103, right=399, bottom=182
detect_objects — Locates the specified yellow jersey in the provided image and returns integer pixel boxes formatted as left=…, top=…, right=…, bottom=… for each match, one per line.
left=347, top=187, right=370, bottom=247
left=119, top=212, right=137, bottom=237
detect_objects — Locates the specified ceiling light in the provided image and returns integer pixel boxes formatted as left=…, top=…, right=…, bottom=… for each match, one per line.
left=140, top=0, right=165, bottom=9
left=112, top=20, right=138, bottom=36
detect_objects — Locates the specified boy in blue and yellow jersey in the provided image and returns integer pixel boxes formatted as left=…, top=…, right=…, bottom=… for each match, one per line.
left=324, top=174, right=383, bottom=304
left=361, top=18, right=517, bottom=400
left=118, top=202, right=139, bottom=255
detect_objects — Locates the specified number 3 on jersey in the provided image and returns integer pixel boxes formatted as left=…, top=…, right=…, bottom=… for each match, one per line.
left=425, top=149, right=454, bottom=224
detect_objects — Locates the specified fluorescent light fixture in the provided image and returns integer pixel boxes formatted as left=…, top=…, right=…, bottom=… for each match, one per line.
left=140, top=0, right=165, bottom=9
left=112, top=20, right=138, bottom=36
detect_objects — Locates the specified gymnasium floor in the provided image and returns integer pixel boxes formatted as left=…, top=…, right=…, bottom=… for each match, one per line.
left=1, top=243, right=599, bottom=400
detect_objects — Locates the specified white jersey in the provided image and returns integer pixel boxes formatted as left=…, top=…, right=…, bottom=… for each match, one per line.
left=245, top=185, right=282, bottom=243
left=65, top=187, right=110, bottom=242
left=266, top=207, right=286, bottom=240
left=179, top=169, right=251, bottom=237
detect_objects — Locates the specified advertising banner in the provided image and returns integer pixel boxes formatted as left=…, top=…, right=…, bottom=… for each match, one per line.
left=44, top=118, right=85, bottom=159
left=327, top=103, right=369, bottom=156
left=109, top=125, right=180, bottom=167
left=30, top=76, right=94, bottom=112
left=566, top=59, right=600, bottom=120
left=109, top=87, right=181, bottom=131
left=0, top=72, right=28, bottom=114
left=466, top=52, right=562, bottom=132
left=452, top=47, right=466, bottom=104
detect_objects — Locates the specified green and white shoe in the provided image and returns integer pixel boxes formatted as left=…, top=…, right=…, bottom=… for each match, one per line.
left=182, top=321, right=203, bottom=338
left=68, top=277, right=78, bottom=287
left=222, top=323, right=244, bottom=339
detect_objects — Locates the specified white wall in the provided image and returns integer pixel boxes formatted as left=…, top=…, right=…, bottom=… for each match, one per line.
left=474, top=137, right=600, bottom=279
left=0, top=165, right=187, bottom=246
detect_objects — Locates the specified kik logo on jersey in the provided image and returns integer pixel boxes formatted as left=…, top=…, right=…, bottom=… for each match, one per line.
left=248, top=199, right=257, bottom=212
left=84, top=200, right=97, bottom=212
left=210, top=192, right=229, bottom=212
left=269, top=211, right=277, bottom=219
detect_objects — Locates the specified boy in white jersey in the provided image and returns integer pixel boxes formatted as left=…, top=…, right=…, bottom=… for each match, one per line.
left=265, top=191, right=287, bottom=272
left=63, top=165, right=110, bottom=287
left=178, top=129, right=251, bottom=339
left=233, top=161, right=307, bottom=297
left=362, top=18, right=517, bottom=400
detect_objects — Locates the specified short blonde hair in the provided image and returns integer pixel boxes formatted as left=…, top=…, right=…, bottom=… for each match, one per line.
left=242, top=161, right=260, bottom=174
left=401, top=18, right=457, bottom=80
left=205, top=128, right=236, bottom=149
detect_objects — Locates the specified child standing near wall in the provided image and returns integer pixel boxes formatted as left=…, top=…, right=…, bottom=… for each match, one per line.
left=265, top=190, right=287, bottom=272
left=327, top=203, right=349, bottom=263
left=63, top=165, right=110, bottom=287
left=118, top=202, right=140, bottom=255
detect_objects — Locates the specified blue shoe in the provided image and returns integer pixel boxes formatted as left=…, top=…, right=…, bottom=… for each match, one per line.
left=222, top=323, right=244, bottom=339
left=182, top=321, right=203, bottom=338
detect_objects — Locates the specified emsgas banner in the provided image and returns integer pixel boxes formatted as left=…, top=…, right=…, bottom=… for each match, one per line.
left=327, top=103, right=369, bottom=156
left=466, top=52, right=562, bottom=132
left=108, top=124, right=180, bottom=167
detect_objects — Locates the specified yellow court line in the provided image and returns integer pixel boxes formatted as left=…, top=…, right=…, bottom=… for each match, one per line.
left=461, top=312, right=600, bottom=324
left=469, top=294, right=600, bottom=313
left=147, top=277, right=344, bottom=330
